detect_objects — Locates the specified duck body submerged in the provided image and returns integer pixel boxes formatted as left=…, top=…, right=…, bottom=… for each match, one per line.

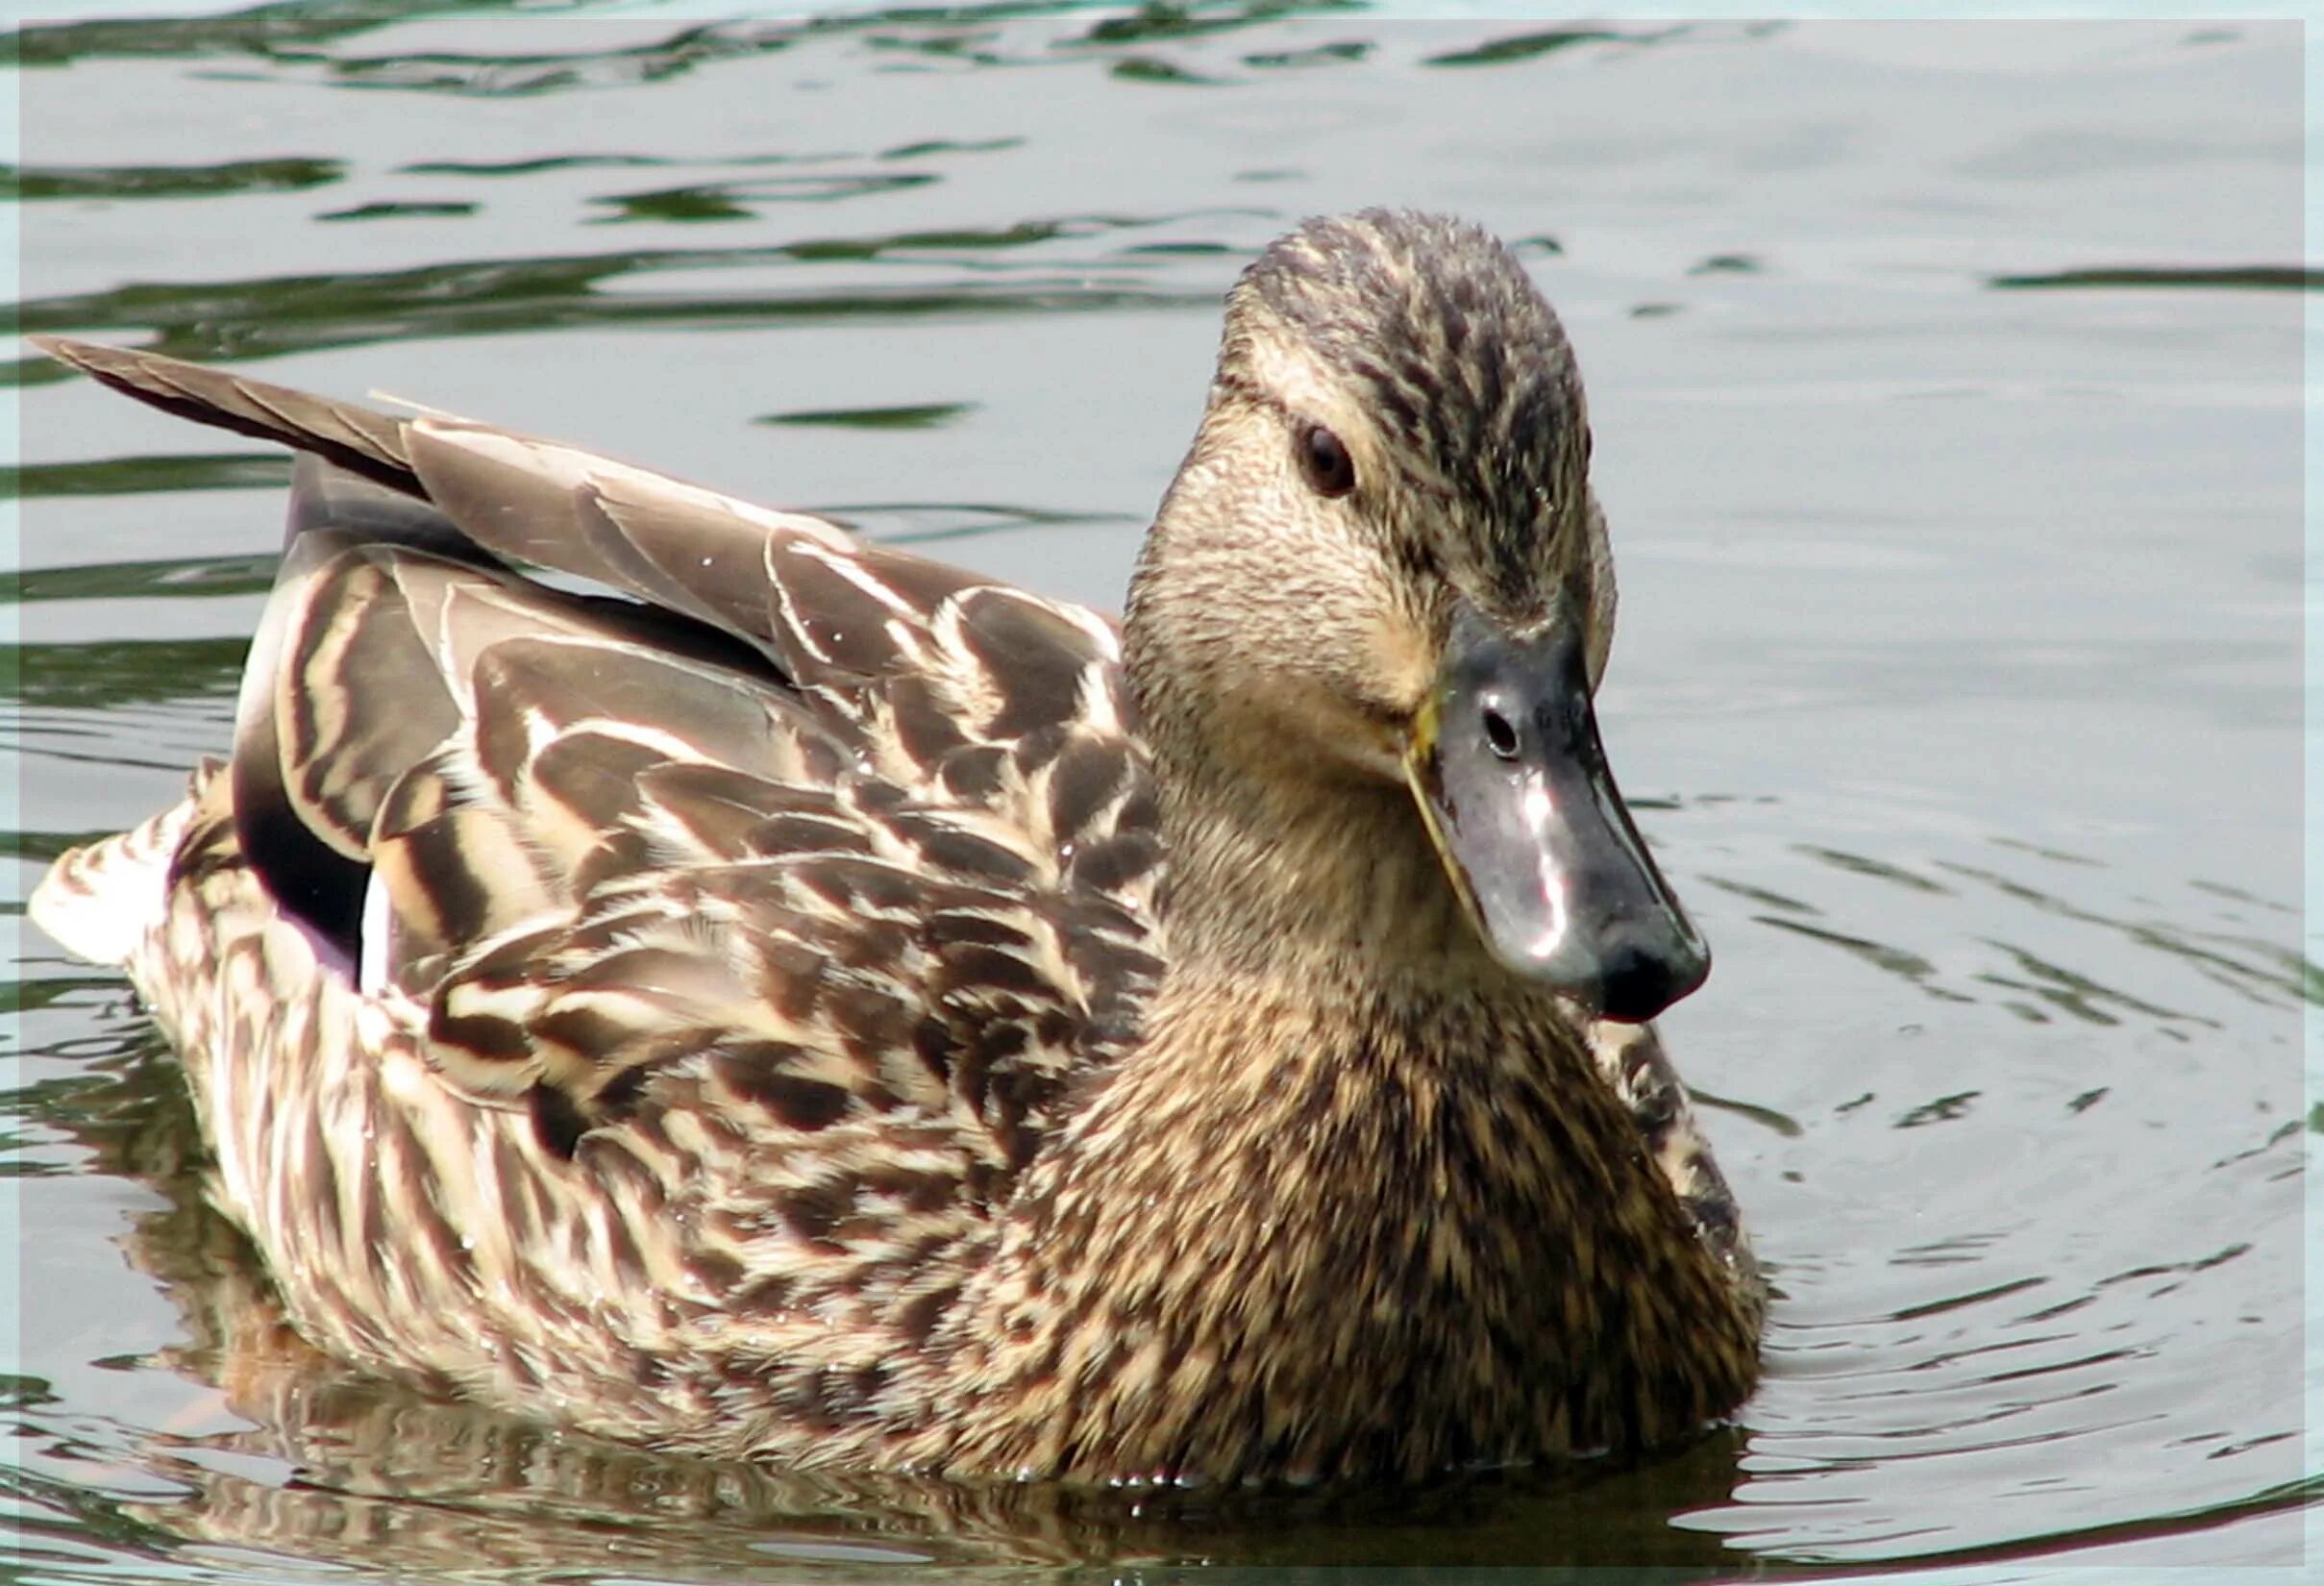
left=33, top=211, right=1763, bottom=1484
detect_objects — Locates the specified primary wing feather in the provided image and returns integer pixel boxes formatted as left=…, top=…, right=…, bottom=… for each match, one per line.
left=39, top=336, right=1162, bottom=1180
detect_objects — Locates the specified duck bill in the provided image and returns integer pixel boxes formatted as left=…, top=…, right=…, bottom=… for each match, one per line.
left=1403, top=599, right=1710, bottom=1023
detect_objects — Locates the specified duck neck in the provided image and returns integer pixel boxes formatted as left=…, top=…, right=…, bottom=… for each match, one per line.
left=929, top=772, right=1761, bottom=1481
left=1159, top=762, right=1482, bottom=981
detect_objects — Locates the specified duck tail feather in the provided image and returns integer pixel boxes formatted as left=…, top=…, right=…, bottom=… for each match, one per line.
left=29, top=766, right=214, bottom=968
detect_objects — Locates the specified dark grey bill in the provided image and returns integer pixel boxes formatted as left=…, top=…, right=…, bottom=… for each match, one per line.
left=1404, top=598, right=1710, bottom=1022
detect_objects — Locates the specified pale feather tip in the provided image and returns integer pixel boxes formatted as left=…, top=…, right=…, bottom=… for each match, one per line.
left=29, top=792, right=202, bottom=969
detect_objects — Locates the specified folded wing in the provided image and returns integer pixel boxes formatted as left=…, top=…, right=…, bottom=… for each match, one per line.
left=37, top=337, right=1163, bottom=1170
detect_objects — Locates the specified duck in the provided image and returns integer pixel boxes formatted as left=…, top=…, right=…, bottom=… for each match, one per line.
left=30, top=210, right=1763, bottom=1486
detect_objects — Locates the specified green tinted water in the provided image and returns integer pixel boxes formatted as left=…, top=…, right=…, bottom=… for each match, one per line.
left=5, top=6, right=2314, bottom=1579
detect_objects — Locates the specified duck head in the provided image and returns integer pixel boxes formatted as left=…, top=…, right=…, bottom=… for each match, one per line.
left=1126, top=210, right=1708, bottom=1024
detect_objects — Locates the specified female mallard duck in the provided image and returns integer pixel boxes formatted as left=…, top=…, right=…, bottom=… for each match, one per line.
left=33, top=211, right=1762, bottom=1484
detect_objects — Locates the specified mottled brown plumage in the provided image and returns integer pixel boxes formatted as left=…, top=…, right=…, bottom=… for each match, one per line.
left=31, top=211, right=1762, bottom=1485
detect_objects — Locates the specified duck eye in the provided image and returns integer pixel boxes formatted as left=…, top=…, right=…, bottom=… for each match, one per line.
left=1296, top=422, right=1355, bottom=499
left=1481, top=706, right=1520, bottom=760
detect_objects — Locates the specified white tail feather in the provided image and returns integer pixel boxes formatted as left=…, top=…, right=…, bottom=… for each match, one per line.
left=29, top=782, right=205, bottom=968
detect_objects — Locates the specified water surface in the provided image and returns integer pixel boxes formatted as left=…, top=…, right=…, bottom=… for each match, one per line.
left=4, top=7, right=2313, bottom=1580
